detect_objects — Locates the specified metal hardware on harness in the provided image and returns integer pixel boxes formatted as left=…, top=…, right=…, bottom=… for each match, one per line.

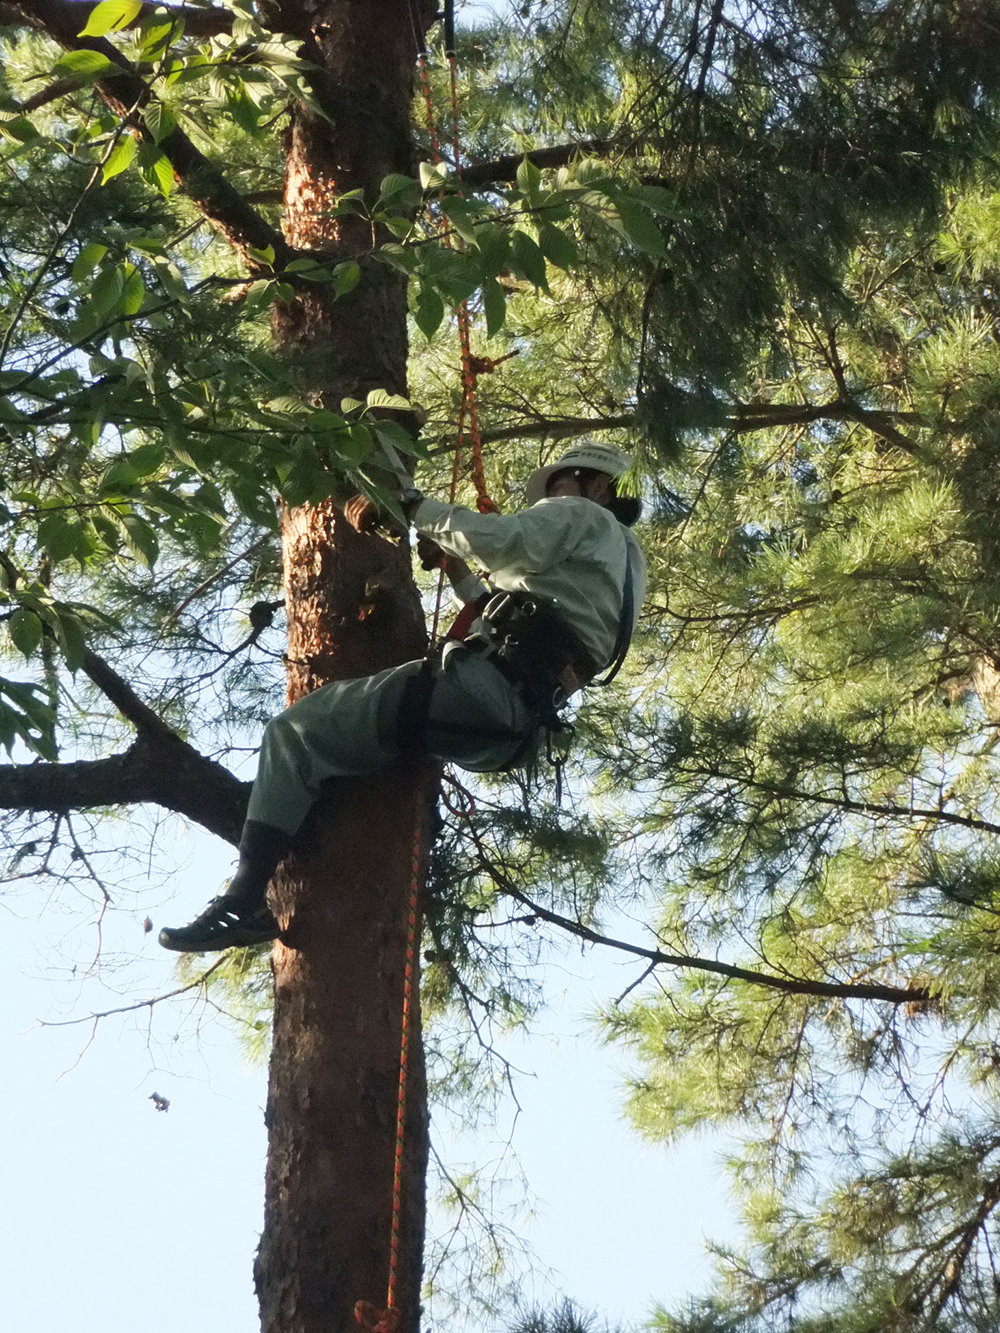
left=478, top=590, right=597, bottom=711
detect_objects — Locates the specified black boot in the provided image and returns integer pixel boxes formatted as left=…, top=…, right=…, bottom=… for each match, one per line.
left=158, top=821, right=291, bottom=953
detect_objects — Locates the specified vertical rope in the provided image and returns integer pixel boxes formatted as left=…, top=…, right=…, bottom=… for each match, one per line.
left=387, top=791, right=421, bottom=1309
left=353, top=791, right=424, bottom=1333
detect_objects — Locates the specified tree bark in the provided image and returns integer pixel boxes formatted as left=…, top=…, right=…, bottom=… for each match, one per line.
left=255, top=5, right=436, bottom=1332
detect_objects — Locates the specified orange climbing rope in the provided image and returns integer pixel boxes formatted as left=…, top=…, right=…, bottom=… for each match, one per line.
left=353, top=790, right=423, bottom=1333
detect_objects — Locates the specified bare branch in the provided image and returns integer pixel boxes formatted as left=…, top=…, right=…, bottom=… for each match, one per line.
left=0, top=738, right=248, bottom=844
left=80, top=647, right=181, bottom=743
left=38, top=955, right=229, bottom=1027
left=503, top=888, right=931, bottom=1005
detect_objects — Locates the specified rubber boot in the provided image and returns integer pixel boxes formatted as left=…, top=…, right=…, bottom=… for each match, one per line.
left=158, top=820, right=291, bottom=953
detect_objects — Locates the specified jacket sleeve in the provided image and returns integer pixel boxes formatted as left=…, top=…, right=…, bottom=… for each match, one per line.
left=411, top=497, right=581, bottom=574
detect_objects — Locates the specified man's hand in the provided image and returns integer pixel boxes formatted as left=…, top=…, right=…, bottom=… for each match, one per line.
left=416, top=535, right=446, bottom=570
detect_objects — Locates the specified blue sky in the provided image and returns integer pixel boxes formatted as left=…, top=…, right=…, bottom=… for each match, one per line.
left=2, top=816, right=737, bottom=1333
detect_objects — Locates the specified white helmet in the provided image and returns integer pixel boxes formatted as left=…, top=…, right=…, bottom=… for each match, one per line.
left=525, top=441, right=634, bottom=507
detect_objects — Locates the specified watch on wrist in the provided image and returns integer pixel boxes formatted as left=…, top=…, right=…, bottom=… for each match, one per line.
left=400, top=487, right=424, bottom=521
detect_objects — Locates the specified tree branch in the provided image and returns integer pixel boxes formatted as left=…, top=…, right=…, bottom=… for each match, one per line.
left=504, top=888, right=931, bottom=1005
left=37, top=955, right=229, bottom=1027
left=11, top=0, right=292, bottom=270
left=461, top=139, right=612, bottom=186
left=80, top=647, right=181, bottom=743
left=0, top=737, right=248, bottom=844
left=2, top=645, right=250, bottom=843
left=1, top=0, right=233, bottom=37
left=469, top=400, right=930, bottom=449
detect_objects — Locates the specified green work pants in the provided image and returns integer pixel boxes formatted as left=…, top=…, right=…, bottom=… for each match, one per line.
left=245, top=642, right=540, bottom=835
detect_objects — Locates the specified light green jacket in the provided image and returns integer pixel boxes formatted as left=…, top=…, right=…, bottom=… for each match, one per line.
left=412, top=495, right=647, bottom=669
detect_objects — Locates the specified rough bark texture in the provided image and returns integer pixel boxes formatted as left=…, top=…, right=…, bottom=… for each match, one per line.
left=257, top=772, right=433, bottom=1333
left=255, top=5, right=437, bottom=1332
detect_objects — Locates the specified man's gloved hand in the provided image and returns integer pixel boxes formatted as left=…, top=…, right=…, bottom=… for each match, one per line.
left=345, top=476, right=422, bottom=535
left=416, top=535, right=446, bottom=570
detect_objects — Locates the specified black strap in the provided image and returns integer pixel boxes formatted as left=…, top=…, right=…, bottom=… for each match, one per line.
left=396, top=658, right=437, bottom=754
left=444, top=0, right=456, bottom=56
left=596, top=548, right=635, bottom=687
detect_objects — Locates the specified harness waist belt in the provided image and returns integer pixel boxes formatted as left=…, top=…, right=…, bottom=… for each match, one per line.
left=471, top=591, right=598, bottom=709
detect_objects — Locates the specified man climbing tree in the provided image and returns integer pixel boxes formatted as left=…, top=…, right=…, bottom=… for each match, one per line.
left=160, top=442, right=645, bottom=952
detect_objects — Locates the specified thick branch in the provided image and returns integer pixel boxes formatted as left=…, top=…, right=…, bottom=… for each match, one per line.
left=11, top=0, right=291, bottom=270
left=1, top=1, right=233, bottom=36
left=472, top=400, right=930, bottom=448
left=0, top=736, right=248, bottom=843
left=474, top=415, right=634, bottom=446
left=0, top=646, right=249, bottom=842
left=461, top=139, right=612, bottom=186
left=506, top=889, right=931, bottom=1005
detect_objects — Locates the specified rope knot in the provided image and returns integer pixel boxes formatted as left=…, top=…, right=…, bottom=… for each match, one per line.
left=467, top=350, right=519, bottom=377
left=355, top=1302, right=402, bottom=1333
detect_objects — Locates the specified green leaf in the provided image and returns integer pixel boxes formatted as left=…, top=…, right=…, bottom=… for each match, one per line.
left=231, top=480, right=278, bottom=530
left=378, top=173, right=421, bottom=209
left=53, top=49, right=118, bottom=81
left=119, top=513, right=159, bottom=566
left=151, top=257, right=188, bottom=301
left=614, top=197, right=667, bottom=257
left=473, top=224, right=510, bottom=277
left=414, top=285, right=444, bottom=339
left=37, top=513, right=81, bottom=564
left=137, top=142, right=175, bottom=196
left=53, top=612, right=87, bottom=672
left=510, top=229, right=549, bottom=291
left=332, top=261, right=361, bottom=298
left=420, top=248, right=479, bottom=303
left=332, top=423, right=373, bottom=465
left=419, top=160, right=449, bottom=190
left=101, top=135, right=137, bottom=184
left=366, top=389, right=411, bottom=411
left=0, top=680, right=56, bottom=758
left=628, top=184, right=681, bottom=218
left=340, top=397, right=364, bottom=414
left=483, top=276, right=507, bottom=337
left=516, top=155, right=543, bottom=202
left=537, top=222, right=578, bottom=269
left=226, top=87, right=261, bottom=137
left=128, top=444, right=165, bottom=476
left=72, top=242, right=108, bottom=282
left=101, top=458, right=140, bottom=492
left=89, top=264, right=125, bottom=319
left=136, top=16, right=177, bottom=59
left=7, top=608, right=42, bottom=660
left=78, top=0, right=142, bottom=37
left=440, top=198, right=481, bottom=247
left=142, top=102, right=177, bottom=145
left=372, top=419, right=419, bottom=456
left=0, top=117, right=40, bottom=144
left=380, top=215, right=412, bottom=240
left=121, top=265, right=145, bottom=315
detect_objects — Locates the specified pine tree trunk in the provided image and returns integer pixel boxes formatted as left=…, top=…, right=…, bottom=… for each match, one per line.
left=254, top=5, right=436, bottom=1330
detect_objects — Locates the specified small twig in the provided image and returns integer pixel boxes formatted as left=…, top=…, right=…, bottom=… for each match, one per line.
left=39, top=956, right=229, bottom=1028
